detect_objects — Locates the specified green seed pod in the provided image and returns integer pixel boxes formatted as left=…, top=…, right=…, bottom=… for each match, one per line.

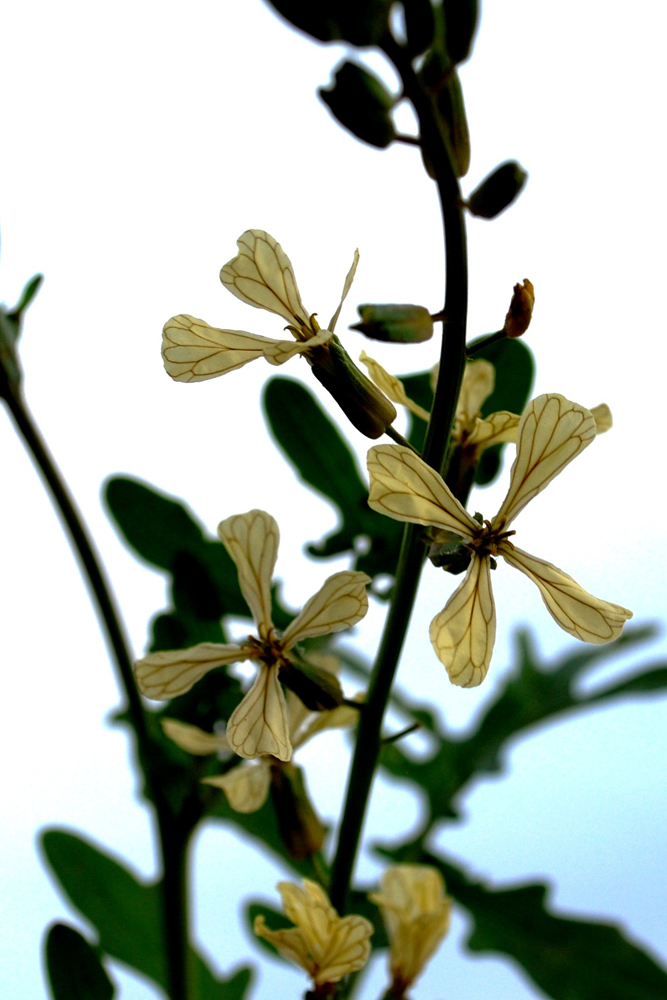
left=352, top=303, right=434, bottom=343
left=309, top=337, right=398, bottom=438
left=279, top=655, right=343, bottom=712
left=467, top=161, right=528, bottom=219
left=270, top=761, right=325, bottom=859
left=319, top=61, right=397, bottom=149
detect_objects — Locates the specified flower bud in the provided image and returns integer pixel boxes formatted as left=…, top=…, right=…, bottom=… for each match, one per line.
left=310, top=337, right=397, bottom=438
left=352, top=304, right=433, bottom=343
left=467, top=161, right=527, bottom=219
left=503, top=279, right=535, bottom=339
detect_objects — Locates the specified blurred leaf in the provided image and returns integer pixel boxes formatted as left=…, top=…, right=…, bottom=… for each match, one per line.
left=262, top=376, right=404, bottom=592
left=41, top=829, right=253, bottom=999
left=467, top=337, right=534, bottom=485
left=467, top=161, right=528, bottom=219
left=319, top=62, right=396, bottom=149
left=265, top=0, right=391, bottom=46
left=379, top=626, right=666, bottom=822
left=382, top=846, right=667, bottom=1000
left=45, top=922, right=115, bottom=1000
left=352, top=304, right=433, bottom=343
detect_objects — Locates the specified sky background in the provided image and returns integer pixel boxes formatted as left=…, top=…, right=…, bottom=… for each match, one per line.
left=1, top=1, right=666, bottom=997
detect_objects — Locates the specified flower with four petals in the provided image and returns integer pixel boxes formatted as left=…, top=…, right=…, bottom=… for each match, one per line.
left=254, top=879, right=373, bottom=986
left=161, top=229, right=358, bottom=382
left=134, top=509, right=370, bottom=760
left=367, top=393, right=633, bottom=687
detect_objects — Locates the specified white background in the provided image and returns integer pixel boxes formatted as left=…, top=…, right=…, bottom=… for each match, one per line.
left=0, top=1, right=666, bottom=997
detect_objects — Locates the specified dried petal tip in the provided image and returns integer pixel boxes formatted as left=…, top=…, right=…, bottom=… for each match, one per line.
left=254, top=879, right=373, bottom=986
left=504, top=279, right=534, bottom=339
left=370, top=865, right=452, bottom=990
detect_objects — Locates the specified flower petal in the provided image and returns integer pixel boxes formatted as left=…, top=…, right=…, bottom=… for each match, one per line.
left=359, top=352, right=430, bottom=421
left=282, top=571, right=371, bottom=649
left=501, top=544, right=633, bottom=643
left=220, top=230, right=308, bottom=326
left=466, top=410, right=520, bottom=449
left=429, top=555, right=496, bottom=687
left=327, top=249, right=360, bottom=332
left=367, top=445, right=478, bottom=538
left=134, top=642, right=247, bottom=700
left=203, top=759, right=271, bottom=812
left=162, top=314, right=329, bottom=382
left=495, top=394, right=596, bottom=527
left=226, top=664, right=292, bottom=761
left=161, top=718, right=230, bottom=755
left=456, top=359, right=495, bottom=429
left=253, top=918, right=314, bottom=977
left=218, top=510, right=278, bottom=639
left=591, top=402, right=613, bottom=434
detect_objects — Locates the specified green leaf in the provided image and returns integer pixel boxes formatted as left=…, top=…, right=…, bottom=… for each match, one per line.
left=468, top=337, right=534, bottom=485
left=41, top=828, right=253, bottom=1000
left=467, top=161, right=528, bottom=219
left=46, top=923, right=115, bottom=1000
left=262, top=376, right=404, bottom=591
left=352, top=304, right=433, bottom=343
left=265, top=0, right=392, bottom=46
left=379, top=626, right=666, bottom=823
left=319, top=62, right=396, bottom=149
left=435, top=855, right=667, bottom=1000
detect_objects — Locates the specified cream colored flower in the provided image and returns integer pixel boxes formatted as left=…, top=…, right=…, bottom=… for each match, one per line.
left=162, top=230, right=358, bottom=382
left=254, top=880, right=373, bottom=986
left=367, top=393, right=633, bottom=687
left=135, top=510, right=370, bottom=760
left=370, top=865, right=451, bottom=992
left=164, top=657, right=360, bottom=813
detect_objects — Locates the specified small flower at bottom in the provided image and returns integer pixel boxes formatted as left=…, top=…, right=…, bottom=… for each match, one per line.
left=254, top=879, right=373, bottom=987
left=367, top=393, right=632, bottom=686
left=134, top=509, right=370, bottom=760
left=370, top=865, right=452, bottom=995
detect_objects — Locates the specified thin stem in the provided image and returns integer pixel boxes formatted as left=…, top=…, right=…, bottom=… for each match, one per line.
left=466, top=328, right=506, bottom=356
left=329, top=39, right=468, bottom=914
left=384, top=424, right=419, bottom=452
left=1, top=380, right=191, bottom=1000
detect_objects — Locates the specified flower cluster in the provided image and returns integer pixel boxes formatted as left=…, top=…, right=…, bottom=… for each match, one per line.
left=135, top=509, right=370, bottom=760
left=367, top=393, right=632, bottom=686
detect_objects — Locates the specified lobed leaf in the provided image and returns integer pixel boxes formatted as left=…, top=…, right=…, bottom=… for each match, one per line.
left=45, top=922, right=115, bottom=1000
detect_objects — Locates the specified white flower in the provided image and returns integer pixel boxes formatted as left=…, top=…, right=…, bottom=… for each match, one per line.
left=254, top=879, right=373, bottom=986
left=163, top=656, right=360, bottom=813
left=135, top=510, right=370, bottom=760
left=367, top=394, right=633, bottom=687
left=370, top=865, right=451, bottom=991
left=161, top=230, right=358, bottom=382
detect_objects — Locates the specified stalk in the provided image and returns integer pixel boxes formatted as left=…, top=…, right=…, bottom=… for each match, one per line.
left=329, top=40, right=468, bottom=913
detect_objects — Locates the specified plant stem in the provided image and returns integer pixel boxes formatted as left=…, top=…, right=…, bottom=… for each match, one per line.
left=329, top=41, right=468, bottom=914
left=1, top=380, right=191, bottom=1000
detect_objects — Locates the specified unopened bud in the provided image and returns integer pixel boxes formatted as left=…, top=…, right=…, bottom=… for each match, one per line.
left=352, top=304, right=433, bottom=343
left=504, top=279, right=534, bottom=339
left=467, top=161, right=527, bottom=219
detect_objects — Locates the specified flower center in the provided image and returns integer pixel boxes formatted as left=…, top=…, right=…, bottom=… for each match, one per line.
left=468, top=517, right=516, bottom=557
left=241, top=630, right=287, bottom=667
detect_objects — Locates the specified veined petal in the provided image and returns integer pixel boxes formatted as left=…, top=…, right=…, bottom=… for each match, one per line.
left=162, top=315, right=295, bottom=382
left=328, top=249, right=360, bottom=332
left=501, top=544, right=633, bottom=643
left=161, top=718, right=229, bottom=755
left=495, top=394, right=596, bottom=527
left=203, top=759, right=271, bottom=813
left=226, top=664, right=292, bottom=761
left=134, top=642, right=248, bottom=700
left=282, top=571, right=371, bottom=649
left=429, top=555, right=496, bottom=687
left=253, top=919, right=314, bottom=977
left=367, top=445, right=478, bottom=538
left=218, top=510, right=278, bottom=639
left=456, top=359, right=495, bottom=429
left=220, top=230, right=308, bottom=326
left=359, top=352, right=430, bottom=421
left=292, top=702, right=360, bottom=751
left=466, top=410, right=520, bottom=449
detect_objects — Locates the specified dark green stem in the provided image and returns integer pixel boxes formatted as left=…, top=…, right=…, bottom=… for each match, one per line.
left=329, top=40, right=468, bottom=914
left=1, top=380, right=191, bottom=1000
